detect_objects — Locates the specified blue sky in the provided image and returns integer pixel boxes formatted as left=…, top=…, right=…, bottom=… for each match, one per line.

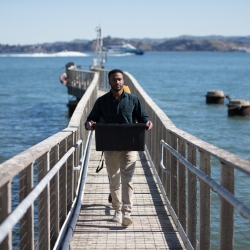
left=1, top=0, right=250, bottom=45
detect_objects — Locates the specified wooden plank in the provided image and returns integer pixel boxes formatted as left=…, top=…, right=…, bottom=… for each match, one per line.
left=50, top=145, right=60, bottom=248
left=37, top=152, right=50, bottom=250
left=220, top=162, right=234, bottom=250
left=161, top=127, right=167, bottom=197
left=0, top=182, right=11, bottom=250
left=166, top=130, right=171, bottom=199
left=59, top=139, right=68, bottom=228
left=188, top=143, right=197, bottom=249
left=178, top=138, right=186, bottom=232
left=20, top=163, right=34, bottom=250
left=200, top=151, right=211, bottom=250
left=69, top=134, right=186, bottom=249
left=67, top=133, right=74, bottom=212
left=170, top=133, right=178, bottom=215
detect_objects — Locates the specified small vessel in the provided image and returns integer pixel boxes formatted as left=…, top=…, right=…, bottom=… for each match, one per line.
left=104, top=43, right=144, bottom=56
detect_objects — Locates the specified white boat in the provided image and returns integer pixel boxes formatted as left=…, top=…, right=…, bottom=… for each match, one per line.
left=103, top=43, right=144, bottom=55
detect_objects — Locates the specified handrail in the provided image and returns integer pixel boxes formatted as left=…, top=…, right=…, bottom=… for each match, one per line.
left=160, top=142, right=170, bottom=173
left=160, top=140, right=250, bottom=220
left=53, top=131, right=93, bottom=250
left=0, top=69, right=99, bottom=249
left=123, top=70, right=250, bottom=249
left=124, top=71, right=250, bottom=174
left=0, top=71, right=99, bottom=188
left=145, top=145, right=194, bottom=250
left=60, top=131, right=94, bottom=250
left=0, top=139, right=83, bottom=244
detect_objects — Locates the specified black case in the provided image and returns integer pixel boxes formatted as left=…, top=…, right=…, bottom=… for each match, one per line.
left=94, top=123, right=147, bottom=151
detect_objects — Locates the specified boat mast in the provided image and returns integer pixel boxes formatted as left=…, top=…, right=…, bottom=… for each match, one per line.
left=92, top=25, right=105, bottom=69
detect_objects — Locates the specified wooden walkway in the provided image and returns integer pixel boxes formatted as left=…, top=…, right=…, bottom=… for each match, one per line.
left=70, top=134, right=186, bottom=249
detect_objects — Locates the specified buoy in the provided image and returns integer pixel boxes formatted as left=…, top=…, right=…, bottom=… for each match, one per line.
left=227, top=99, right=250, bottom=116
left=59, top=73, right=68, bottom=85
left=205, top=90, right=225, bottom=104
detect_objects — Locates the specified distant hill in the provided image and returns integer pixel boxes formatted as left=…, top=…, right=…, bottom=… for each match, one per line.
left=128, top=35, right=250, bottom=44
left=1, top=36, right=250, bottom=53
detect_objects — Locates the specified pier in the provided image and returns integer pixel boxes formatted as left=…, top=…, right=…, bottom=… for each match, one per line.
left=0, top=66, right=250, bottom=250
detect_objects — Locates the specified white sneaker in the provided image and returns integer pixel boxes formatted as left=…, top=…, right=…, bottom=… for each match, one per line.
left=111, top=210, right=121, bottom=223
left=122, top=212, right=133, bottom=227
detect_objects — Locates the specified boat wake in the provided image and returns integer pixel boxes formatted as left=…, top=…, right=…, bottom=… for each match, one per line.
left=0, top=51, right=89, bottom=57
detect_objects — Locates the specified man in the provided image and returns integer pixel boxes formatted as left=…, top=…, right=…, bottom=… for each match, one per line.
left=85, top=69, right=153, bottom=227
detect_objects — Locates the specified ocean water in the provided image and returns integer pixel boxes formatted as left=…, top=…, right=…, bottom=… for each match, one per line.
left=1, top=52, right=249, bottom=163
left=0, top=52, right=250, bottom=248
left=106, top=52, right=250, bottom=161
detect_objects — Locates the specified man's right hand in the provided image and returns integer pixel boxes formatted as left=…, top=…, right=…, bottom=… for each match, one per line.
left=87, top=120, right=96, bottom=130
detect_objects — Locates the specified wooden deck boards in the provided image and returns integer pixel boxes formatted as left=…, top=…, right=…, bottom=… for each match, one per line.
left=70, top=135, right=186, bottom=249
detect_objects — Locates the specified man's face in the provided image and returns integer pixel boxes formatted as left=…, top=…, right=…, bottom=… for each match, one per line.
left=109, top=72, right=124, bottom=92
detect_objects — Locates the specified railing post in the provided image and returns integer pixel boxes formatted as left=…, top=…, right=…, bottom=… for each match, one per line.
left=220, top=162, right=234, bottom=250
left=83, top=72, right=86, bottom=89
left=20, top=163, right=34, bottom=250
left=200, top=151, right=211, bottom=250
left=0, top=182, right=11, bottom=250
left=37, top=152, right=50, bottom=250
left=165, top=130, right=171, bottom=198
left=59, top=139, right=68, bottom=228
left=170, top=133, right=178, bottom=214
left=151, top=105, right=154, bottom=160
left=161, top=126, right=167, bottom=193
left=145, top=108, right=150, bottom=154
left=67, top=133, right=74, bottom=211
left=156, top=117, right=163, bottom=182
left=178, top=138, right=186, bottom=231
left=74, top=132, right=79, bottom=192
left=50, top=145, right=60, bottom=248
left=187, top=143, right=197, bottom=249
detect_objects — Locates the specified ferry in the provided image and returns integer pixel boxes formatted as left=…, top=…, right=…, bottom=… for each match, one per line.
left=103, top=43, right=144, bottom=55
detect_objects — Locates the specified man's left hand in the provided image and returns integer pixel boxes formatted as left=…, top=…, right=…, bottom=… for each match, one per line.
left=146, top=121, right=153, bottom=130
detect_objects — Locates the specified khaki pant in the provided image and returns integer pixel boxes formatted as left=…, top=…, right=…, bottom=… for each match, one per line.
left=104, top=151, right=137, bottom=213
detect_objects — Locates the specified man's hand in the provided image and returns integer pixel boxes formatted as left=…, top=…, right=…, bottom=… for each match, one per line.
left=146, top=121, right=153, bottom=130
left=87, top=120, right=96, bottom=130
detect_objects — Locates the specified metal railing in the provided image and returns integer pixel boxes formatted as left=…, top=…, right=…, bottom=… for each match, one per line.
left=65, top=67, right=109, bottom=99
left=66, top=68, right=95, bottom=99
left=0, top=139, right=83, bottom=246
left=160, top=140, right=250, bottom=221
left=54, top=131, right=94, bottom=250
left=0, top=70, right=100, bottom=250
left=123, top=71, right=250, bottom=250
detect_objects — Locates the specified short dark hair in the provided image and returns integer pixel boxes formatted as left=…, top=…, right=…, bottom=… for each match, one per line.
left=108, top=69, right=124, bottom=81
